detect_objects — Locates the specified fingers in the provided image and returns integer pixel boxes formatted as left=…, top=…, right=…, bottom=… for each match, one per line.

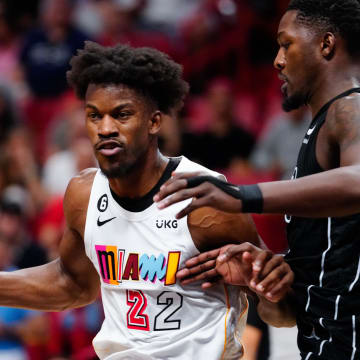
left=250, top=250, right=274, bottom=284
left=156, top=183, right=210, bottom=213
left=251, top=261, right=294, bottom=302
left=176, top=248, right=221, bottom=285
left=177, top=265, right=219, bottom=285
left=155, top=182, right=190, bottom=208
left=153, top=172, right=202, bottom=203
left=184, top=248, right=221, bottom=268
left=201, top=276, right=223, bottom=289
left=217, top=242, right=262, bottom=264
left=265, top=272, right=294, bottom=302
left=175, top=195, right=212, bottom=219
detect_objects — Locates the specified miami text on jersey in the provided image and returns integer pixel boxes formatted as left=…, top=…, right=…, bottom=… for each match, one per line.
left=95, top=245, right=181, bottom=286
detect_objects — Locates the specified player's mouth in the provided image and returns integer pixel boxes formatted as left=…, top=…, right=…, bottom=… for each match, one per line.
left=279, top=74, right=289, bottom=95
left=96, top=140, right=123, bottom=156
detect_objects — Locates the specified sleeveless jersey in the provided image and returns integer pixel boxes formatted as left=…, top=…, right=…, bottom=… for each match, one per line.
left=285, top=88, right=360, bottom=360
left=84, top=156, right=248, bottom=360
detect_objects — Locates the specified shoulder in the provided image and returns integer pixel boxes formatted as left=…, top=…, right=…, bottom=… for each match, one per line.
left=188, top=207, right=259, bottom=252
left=63, top=168, right=98, bottom=232
left=177, top=156, right=226, bottom=180
left=326, top=92, right=360, bottom=139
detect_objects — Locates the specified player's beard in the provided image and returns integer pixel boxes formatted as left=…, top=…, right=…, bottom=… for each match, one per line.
left=282, top=90, right=308, bottom=112
left=99, top=146, right=148, bottom=179
left=100, top=162, right=135, bottom=178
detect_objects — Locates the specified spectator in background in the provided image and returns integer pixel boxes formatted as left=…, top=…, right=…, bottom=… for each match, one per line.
left=0, top=231, right=48, bottom=360
left=73, top=0, right=106, bottom=38
left=0, top=199, right=47, bottom=269
left=19, top=0, right=90, bottom=162
left=181, top=77, right=255, bottom=171
left=0, top=126, right=49, bottom=215
left=141, top=0, right=201, bottom=37
left=97, top=0, right=173, bottom=56
left=0, top=85, right=19, bottom=145
left=178, top=0, right=255, bottom=94
left=250, top=107, right=311, bottom=180
left=0, top=1, right=26, bottom=99
left=158, top=112, right=182, bottom=157
left=20, top=0, right=89, bottom=99
left=42, top=101, right=96, bottom=196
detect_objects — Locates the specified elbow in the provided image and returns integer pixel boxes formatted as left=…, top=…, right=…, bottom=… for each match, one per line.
left=340, top=166, right=360, bottom=212
left=266, top=316, right=297, bottom=328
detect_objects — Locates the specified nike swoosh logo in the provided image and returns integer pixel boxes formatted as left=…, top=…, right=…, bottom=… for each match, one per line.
left=307, top=125, right=316, bottom=136
left=97, top=216, right=116, bottom=226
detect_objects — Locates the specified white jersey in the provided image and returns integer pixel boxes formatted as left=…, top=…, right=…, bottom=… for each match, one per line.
left=84, top=156, right=248, bottom=360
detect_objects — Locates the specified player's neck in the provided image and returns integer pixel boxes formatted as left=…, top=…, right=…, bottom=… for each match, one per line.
left=308, top=66, right=360, bottom=118
left=108, top=149, right=169, bottom=198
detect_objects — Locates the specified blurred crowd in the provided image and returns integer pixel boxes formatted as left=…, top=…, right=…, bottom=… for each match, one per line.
left=0, top=0, right=307, bottom=359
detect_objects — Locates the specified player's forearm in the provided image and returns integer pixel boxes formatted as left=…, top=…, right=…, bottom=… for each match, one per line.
left=0, top=259, right=94, bottom=311
left=256, top=292, right=296, bottom=328
left=259, top=165, right=360, bottom=217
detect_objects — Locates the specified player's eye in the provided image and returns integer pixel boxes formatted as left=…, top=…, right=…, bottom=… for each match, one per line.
left=283, top=42, right=291, bottom=50
left=113, top=111, right=131, bottom=119
left=88, top=112, right=100, bottom=120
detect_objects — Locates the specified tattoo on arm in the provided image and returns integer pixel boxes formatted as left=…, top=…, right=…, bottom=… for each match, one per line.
left=330, top=98, right=360, bottom=153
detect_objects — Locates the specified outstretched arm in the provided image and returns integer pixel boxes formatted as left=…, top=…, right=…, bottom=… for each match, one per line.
left=154, top=96, right=360, bottom=218
left=0, top=170, right=100, bottom=311
left=154, top=166, right=360, bottom=219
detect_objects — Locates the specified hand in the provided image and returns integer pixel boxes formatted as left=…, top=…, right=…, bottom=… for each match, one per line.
left=217, top=244, right=294, bottom=303
left=176, top=242, right=294, bottom=303
left=176, top=243, right=265, bottom=288
left=154, top=172, right=242, bottom=218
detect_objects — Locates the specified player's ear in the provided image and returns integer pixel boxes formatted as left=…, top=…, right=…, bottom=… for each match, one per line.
left=149, top=110, right=162, bottom=135
left=321, top=32, right=336, bottom=59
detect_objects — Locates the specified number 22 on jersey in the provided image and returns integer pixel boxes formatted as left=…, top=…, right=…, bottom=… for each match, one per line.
left=126, top=290, right=183, bottom=331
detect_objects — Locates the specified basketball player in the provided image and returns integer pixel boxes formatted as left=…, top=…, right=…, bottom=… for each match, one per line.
left=0, top=42, right=293, bottom=360
left=155, top=1, right=360, bottom=359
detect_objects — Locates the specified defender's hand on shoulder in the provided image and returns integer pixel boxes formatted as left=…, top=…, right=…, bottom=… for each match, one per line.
left=154, top=172, right=243, bottom=218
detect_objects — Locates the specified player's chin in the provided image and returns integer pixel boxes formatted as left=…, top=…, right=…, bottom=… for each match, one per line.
left=99, top=161, right=128, bottom=178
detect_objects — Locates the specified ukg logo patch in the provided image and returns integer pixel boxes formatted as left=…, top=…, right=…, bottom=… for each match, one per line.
left=156, top=219, right=178, bottom=229
left=95, top=245, right=181, bottom=286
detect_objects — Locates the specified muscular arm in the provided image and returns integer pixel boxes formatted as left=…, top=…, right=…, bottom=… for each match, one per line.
left=188, top=207, right=260, bottom=252
left=0, top=169, right=100, bottom=311
left=155, top=94, right=360, bottom=218
left=259, top=165, right=360, bottom=217
left=261, top=95, right=360, bottom=217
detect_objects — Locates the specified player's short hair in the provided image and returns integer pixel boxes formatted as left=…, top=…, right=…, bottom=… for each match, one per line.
left=67, top=41, right=189, bottom=114
left=287, top=0, right=360, bottom=56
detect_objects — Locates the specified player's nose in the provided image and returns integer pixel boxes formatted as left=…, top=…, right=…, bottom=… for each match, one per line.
left=274, top=48, right=286, bottom=70
left=98, top=115, right=118, bottom=137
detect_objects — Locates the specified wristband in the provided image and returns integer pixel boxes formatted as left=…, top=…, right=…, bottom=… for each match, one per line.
left=238, top=184, right=263, bottom=213
left=186, top=176, right=264, bottom=213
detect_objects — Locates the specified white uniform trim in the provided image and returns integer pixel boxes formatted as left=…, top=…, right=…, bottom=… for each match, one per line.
left=349, top=256, right=360, bottom=292
left=305, top=285, right=314, bottom=312
left=334, top=295, right=340, bottom=321
left=351, top=315, right=357, bottom=360
left=319, top=218, right=332, bottom=287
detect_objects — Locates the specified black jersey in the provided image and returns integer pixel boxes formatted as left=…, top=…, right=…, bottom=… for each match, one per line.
left=285, top=88, right=360, bottom=360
